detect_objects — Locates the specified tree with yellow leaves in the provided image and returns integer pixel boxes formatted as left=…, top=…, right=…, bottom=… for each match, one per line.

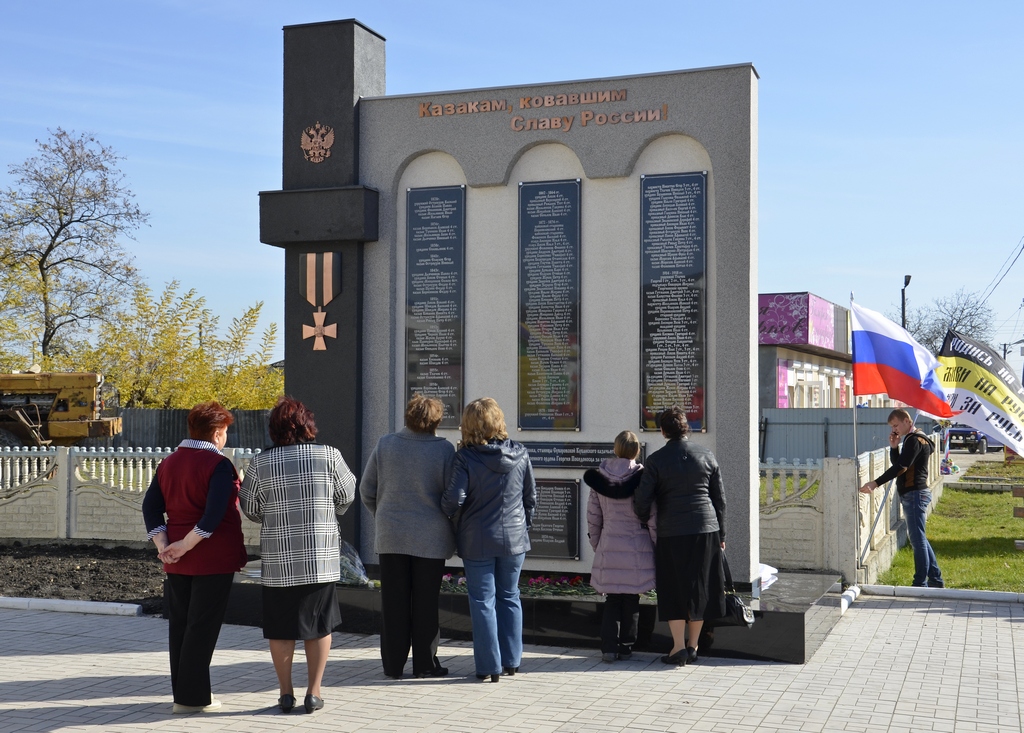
left=53, top=281, right=283, bottom=410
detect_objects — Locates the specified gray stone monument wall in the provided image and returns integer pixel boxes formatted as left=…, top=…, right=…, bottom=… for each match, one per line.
left=357, top=66, right=760, bottom=583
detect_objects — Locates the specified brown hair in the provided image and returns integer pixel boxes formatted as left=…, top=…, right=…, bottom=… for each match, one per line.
left=659, top=406, right=691, bottom=441
left=405, top=394, right=444, bottom=434
left=269, top=396, right=318, bottom=446
left=460, top=398, right=508, bottom=447
left=888, top=408, right=912, bottom=424
left=613, top=430, right=641, bottom=460
left=187, top=401, right=234, bottom=442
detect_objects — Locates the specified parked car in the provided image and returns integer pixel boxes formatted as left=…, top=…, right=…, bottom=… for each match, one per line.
left=946, top=424, right=1003, bottom=453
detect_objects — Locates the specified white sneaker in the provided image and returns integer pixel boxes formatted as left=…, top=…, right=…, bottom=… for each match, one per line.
left=173, top=698, right=222, bottom=714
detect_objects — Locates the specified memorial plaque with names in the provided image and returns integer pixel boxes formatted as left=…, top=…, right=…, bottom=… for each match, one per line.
left=522, top=441, right=646, bottom=469
left=518, top=179, right=581, bottom=430
left=406, top=186, right=465, bottom=428
left=640, top=172, right=707, bottom=432
left=527, top=479, right=580, bottom=560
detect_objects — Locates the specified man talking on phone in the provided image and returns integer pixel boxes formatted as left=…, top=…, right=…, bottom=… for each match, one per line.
left=859, top=408, right=944, bottom=588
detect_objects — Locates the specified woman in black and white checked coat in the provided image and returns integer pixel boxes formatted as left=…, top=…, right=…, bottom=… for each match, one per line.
left=240, top=396, right=355, bottom=715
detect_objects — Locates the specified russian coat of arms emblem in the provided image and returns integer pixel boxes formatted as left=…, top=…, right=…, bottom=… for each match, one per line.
left=300, top=122, right=334, bottom=164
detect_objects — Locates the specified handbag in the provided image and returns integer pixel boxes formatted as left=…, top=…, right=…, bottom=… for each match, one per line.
left=715, top=556, right=755, bottom=628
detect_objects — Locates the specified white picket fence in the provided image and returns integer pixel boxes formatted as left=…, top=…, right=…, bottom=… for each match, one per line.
left=0, top=446, right=261, bottom=545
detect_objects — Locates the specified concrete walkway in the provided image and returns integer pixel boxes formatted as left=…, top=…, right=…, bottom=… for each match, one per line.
left=1, top=593, right=1023, bottom=733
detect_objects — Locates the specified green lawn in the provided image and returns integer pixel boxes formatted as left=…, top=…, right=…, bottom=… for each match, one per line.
left=759, top=474, right=820, bottom=505
left=878, top=488, right=1024, bottom=591
left=962, top=457, right=1024, bottom=480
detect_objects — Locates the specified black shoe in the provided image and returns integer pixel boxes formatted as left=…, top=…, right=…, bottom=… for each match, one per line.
left=930, top=580, right=945, bottom=588
left=661, top=649, right=688, bottom=666
left=414, top=665, right=449, bottom=678
left=617, top=646, right=633, bottom=660
left=685, top=647, right=698, bottom=664
left=502, top=666, right=518, bottom=676
left=277, top=694, right=295, bottom=713
left=303, top=694, right=323, bottom=714
left=476, top=673, right=500, bottom=683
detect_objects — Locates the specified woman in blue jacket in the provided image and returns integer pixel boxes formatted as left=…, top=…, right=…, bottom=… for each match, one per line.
left=442, top=398, right=536, bottom=682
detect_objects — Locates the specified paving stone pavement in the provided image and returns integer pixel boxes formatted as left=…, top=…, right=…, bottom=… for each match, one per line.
left=1, top=595, right=1023, bottom=733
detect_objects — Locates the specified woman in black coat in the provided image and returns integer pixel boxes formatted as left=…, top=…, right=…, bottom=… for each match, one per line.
left=633, top=406, right=726, bottom=666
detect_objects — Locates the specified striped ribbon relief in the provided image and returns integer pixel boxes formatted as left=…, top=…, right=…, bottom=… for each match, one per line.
left=299, top=252, right=341, bottom=351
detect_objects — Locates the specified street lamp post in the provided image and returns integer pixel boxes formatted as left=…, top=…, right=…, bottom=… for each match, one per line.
left=901, top=274, right=912, bottom=329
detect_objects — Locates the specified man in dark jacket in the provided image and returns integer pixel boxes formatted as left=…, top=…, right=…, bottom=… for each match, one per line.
left=860, top=408, right=943, bottom=588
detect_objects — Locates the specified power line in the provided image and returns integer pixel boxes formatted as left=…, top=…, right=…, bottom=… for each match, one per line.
left=979, top=234, right=1024, bottom=305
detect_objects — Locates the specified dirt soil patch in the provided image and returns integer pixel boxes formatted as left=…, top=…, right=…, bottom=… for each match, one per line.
left=0, top=543, right=167, bottom=614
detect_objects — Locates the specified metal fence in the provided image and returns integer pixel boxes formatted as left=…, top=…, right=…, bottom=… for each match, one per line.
left=79, top=408, right=270, bottom=450
left=759, top=407, right=941, bottom=462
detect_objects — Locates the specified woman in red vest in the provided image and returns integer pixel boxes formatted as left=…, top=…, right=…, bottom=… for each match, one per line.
left=142, top=401, right=248, bottom=714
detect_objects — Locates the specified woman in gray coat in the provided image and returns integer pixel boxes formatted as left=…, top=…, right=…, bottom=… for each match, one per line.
left=360, top=394, right=455, bottom=679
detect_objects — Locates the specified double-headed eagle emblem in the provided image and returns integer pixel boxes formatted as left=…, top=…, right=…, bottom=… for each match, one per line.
left=300, top=122, right=334, bottom=164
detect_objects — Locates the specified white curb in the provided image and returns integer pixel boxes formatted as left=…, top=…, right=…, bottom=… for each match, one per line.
left=859, top=585, right=1022, bottom=603
left=0, top=596, right=143, bottom=616
left=840, top=585, right=861, bottom=613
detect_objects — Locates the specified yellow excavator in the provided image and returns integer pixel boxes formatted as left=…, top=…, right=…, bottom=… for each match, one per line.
left=0, top=370, right=122, bottom=447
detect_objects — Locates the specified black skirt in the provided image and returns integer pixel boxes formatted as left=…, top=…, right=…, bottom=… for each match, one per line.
left=262, top=582, right=341, bottom=640
left=655, top=532, right=726, bottom=622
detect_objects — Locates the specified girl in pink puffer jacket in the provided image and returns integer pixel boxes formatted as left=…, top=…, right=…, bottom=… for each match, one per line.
left=584, top=431, right=657, bottom=662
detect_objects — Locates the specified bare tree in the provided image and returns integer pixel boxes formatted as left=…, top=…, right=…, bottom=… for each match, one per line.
left=0, top=129, right=148, bottom=357
left=897, top=288, right=995, bottom=354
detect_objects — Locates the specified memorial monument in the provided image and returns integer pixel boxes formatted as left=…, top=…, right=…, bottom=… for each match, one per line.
left=259, top=19, right=760, bottom=588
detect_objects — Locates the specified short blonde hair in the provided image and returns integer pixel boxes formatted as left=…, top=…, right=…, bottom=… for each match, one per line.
left=888, top=408, right=912, bottom=425
left=460, top=398, right=508, bottom=446
left=613, top=430, right=640, bottom=460
left=405, top=394, right=444, bottom=434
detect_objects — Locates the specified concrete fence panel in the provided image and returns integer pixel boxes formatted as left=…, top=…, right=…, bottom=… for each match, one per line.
left=0, top=446, right=263, bottom=548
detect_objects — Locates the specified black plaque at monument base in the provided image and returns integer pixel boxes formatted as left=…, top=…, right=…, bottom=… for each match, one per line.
left=224, top=571, right=841, bottom=664
left=527, top=479, right=580, bottom=560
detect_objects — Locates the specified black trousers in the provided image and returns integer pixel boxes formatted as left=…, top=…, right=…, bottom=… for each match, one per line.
left=601, top=593, right=640, bottom=654
left=378, top=554, right=445, bottom=676
left=164, top=573, right=234, bottom=706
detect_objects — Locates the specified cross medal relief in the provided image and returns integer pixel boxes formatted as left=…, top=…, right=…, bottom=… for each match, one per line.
left=300, top=252, right=341, bottom=351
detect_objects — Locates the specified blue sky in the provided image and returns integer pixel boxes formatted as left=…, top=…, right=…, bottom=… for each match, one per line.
left=1, top=1, right=1022, bottom=368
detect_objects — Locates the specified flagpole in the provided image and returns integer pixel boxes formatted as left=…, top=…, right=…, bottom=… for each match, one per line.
left=850, top=293, right=859, bottom=460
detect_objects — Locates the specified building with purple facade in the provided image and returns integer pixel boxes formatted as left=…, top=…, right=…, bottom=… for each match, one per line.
left=757, top=292, right=859, bottom=409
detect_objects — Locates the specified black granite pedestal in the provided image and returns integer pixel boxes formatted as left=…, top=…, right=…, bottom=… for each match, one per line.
left=224, top=571, right=841, bottom=664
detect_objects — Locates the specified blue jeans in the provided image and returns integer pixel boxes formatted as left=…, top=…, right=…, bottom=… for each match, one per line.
left=463, top=554, right=526, bottom=675
left=900, top=490, right=943, bottom=587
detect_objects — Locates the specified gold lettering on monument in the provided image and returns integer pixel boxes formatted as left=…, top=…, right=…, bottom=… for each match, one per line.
left=419, top=98, right=509, bottom=117
left=416, top=86, right=670, bottom=134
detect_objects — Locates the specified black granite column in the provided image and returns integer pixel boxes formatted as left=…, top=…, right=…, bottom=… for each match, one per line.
left=259, top=19, right=384, bottom=548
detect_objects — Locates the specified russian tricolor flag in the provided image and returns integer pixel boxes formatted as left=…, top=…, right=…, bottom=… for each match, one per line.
left=850, top=302, right=954, bottom=417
